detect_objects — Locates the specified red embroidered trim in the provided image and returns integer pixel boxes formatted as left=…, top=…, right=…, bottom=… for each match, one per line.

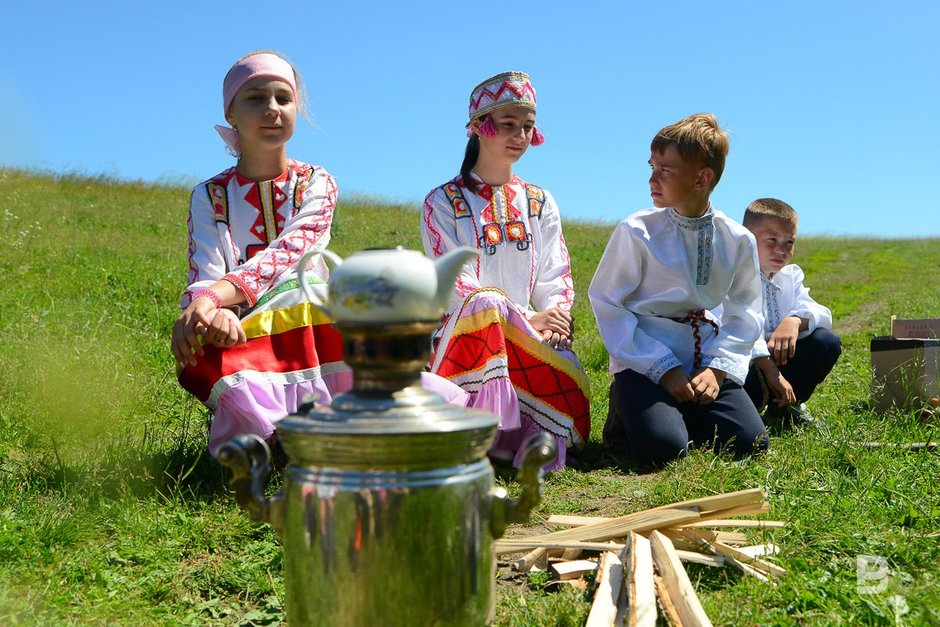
left=191, top=288, right=223, bottom=309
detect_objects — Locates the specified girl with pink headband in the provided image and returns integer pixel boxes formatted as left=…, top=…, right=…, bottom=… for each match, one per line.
left=420, top=71, right=591, bottom=471
left=171, top=50, right=347, bottom=457
left=172, top=51, right=465, bottom=459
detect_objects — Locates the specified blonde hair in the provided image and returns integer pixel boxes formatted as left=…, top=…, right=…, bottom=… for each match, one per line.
left=229, top=49, right=313, bottom=125
left=743, top=198, right=799, bottom=230
left=651, top=113, right=729, bottom=189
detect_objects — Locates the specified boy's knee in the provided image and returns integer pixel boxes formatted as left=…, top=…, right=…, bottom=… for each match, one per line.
left=811, top=328, right=842, bottom=363
left=721, top=424, right=769, bottom=459
left=629, top=428, right=691, bottom=466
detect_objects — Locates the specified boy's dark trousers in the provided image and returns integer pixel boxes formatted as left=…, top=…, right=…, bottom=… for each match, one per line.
left=744, top=328, right=842, bottom=410
left=604, top=368, right=769, bottom=467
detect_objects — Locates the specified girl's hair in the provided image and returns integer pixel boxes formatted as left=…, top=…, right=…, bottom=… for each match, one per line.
left=460, top=131, right=481, bottom=194
left=229, top=49, right=314, bottom=126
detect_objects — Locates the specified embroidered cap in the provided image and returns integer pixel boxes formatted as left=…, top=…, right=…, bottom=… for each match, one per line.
left=467, top=71, right=537, bottom=123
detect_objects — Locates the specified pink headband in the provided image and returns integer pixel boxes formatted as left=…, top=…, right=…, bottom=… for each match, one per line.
left=214, top=52, right=297, bottom=156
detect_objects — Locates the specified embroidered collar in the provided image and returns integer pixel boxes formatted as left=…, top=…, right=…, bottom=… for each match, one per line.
left=232, top=161, right=295, bottom=187
left=461, top=172, right=522, bottom=196
left=761, top=273, right=782, bottom=292
left=667, top=206, right=714, bottom=231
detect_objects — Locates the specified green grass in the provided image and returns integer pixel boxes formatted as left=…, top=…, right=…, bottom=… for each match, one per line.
left=1, top=169, right=938, bottom=625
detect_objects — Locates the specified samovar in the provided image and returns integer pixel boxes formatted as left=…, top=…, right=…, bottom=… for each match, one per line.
left=218, top=247, right=557, bottom=626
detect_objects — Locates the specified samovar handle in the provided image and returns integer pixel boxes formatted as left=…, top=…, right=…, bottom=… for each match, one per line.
left=217, top=434, right=279, bottom=530
left=489, top=432, right=558, bottom=538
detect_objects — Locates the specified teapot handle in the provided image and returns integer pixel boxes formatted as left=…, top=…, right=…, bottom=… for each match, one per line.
left=296, top=249, right=343, bottom=310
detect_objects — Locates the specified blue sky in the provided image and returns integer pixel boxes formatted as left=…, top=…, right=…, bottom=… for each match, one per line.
left=2, top=1, right=937, bottom=236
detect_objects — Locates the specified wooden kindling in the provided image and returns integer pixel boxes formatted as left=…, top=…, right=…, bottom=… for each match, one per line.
left=494, top=508, right=700, bottom=555
left=622, top=531, right=657, bottom=627
left=585, top=551, right=624, bottom=627
left=648, top=531, right=713, bottom=626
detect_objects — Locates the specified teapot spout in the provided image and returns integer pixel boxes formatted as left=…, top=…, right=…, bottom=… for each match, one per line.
left=297, top=249, right=343, bottom=321
left=433, top=247, right=479, bottom=312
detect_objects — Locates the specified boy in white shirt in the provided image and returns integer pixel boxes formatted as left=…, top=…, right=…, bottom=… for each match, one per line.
left=590, top=114, right=768, bottom=466
left=741, top=198, right=842, bottom=424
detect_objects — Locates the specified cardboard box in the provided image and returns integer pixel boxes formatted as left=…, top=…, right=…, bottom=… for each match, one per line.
left=890, top=316, right=940, bottom=340
left=871, top=317, right=940, bottom=412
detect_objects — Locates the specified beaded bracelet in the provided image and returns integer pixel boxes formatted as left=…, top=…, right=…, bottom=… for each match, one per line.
left=192, top=288, right=223, bottom=309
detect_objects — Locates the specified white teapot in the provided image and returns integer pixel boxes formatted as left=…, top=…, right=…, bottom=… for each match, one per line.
left=296, top=246, right=478, bottom=324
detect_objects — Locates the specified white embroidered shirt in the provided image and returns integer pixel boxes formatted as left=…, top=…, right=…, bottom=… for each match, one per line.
left=589, top=206, right=763, bottom=385
left=751, top=264, right=833, bottom=358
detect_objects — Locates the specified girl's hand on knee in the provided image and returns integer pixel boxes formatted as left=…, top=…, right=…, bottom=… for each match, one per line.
left=531, top=307, right=574, bottom=338
left=204, top=308, right=247, bottom=347
left=660, top=367, right=695, bottom=403
left=533, top=308, right=573, bottom=349
left=171, top=298, right=216, bottom=368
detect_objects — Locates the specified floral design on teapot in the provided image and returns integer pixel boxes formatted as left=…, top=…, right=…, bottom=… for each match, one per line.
left=334, top=274, right=398, bottom=313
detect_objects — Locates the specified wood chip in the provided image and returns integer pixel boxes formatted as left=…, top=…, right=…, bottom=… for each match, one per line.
left=550, top=559, right=598, bottom=580
left=735, top=544, right=780, bottom=558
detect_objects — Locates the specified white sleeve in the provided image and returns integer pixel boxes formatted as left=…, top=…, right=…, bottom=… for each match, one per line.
left=420, top=187, right=482, bottom=298
left=787, top=265, right=833, bottom=337
left=702, top=232, right=764, bottom=384
left=223, top=167, right=336, bottom=307
left=182, top=186, right=227, bottom=309
left=531, top=190, right=575, bottom=312
left=589, top=221, right=682, bottom=382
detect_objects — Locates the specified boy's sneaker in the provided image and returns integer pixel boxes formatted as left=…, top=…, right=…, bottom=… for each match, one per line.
left=789, top=403, right=830, bottom=435
left=764, top=403, right=828, bottom=434
left=790, top=403, right=814, bottom=424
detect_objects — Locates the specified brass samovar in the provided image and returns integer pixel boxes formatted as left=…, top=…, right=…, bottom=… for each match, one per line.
left=218, top=247, right=556, bottom=626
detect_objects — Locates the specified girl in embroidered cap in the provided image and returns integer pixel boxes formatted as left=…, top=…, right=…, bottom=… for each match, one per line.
left=170, top=50, right=350, bottom=457
left=421, top=71, right=590, bottom=471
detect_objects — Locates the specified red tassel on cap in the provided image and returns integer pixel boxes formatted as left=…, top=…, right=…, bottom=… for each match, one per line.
left=478, top=116, right=498, bottom=137
left=530, top=125, right=545, bottom=146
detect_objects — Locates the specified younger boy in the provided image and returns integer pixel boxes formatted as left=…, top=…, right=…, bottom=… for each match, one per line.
left=590, top=113, right=768, bottom=466
left=741, top=198, right=842, bottom=423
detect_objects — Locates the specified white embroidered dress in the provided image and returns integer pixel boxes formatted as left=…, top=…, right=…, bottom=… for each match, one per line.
left=180, top=160, right=350, bottom=454
left=421, top=174, right=590, bottom=470
left=590, top=206, right=764, bottom=386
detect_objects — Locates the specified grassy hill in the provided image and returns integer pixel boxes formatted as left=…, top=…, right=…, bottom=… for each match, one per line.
left=1, top=169, right=938, bottom=625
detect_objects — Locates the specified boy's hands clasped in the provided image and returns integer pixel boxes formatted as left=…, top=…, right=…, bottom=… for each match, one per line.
left=660, top=366, right=726, bottom=404
left=530, top=307, right=574, bottom=350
